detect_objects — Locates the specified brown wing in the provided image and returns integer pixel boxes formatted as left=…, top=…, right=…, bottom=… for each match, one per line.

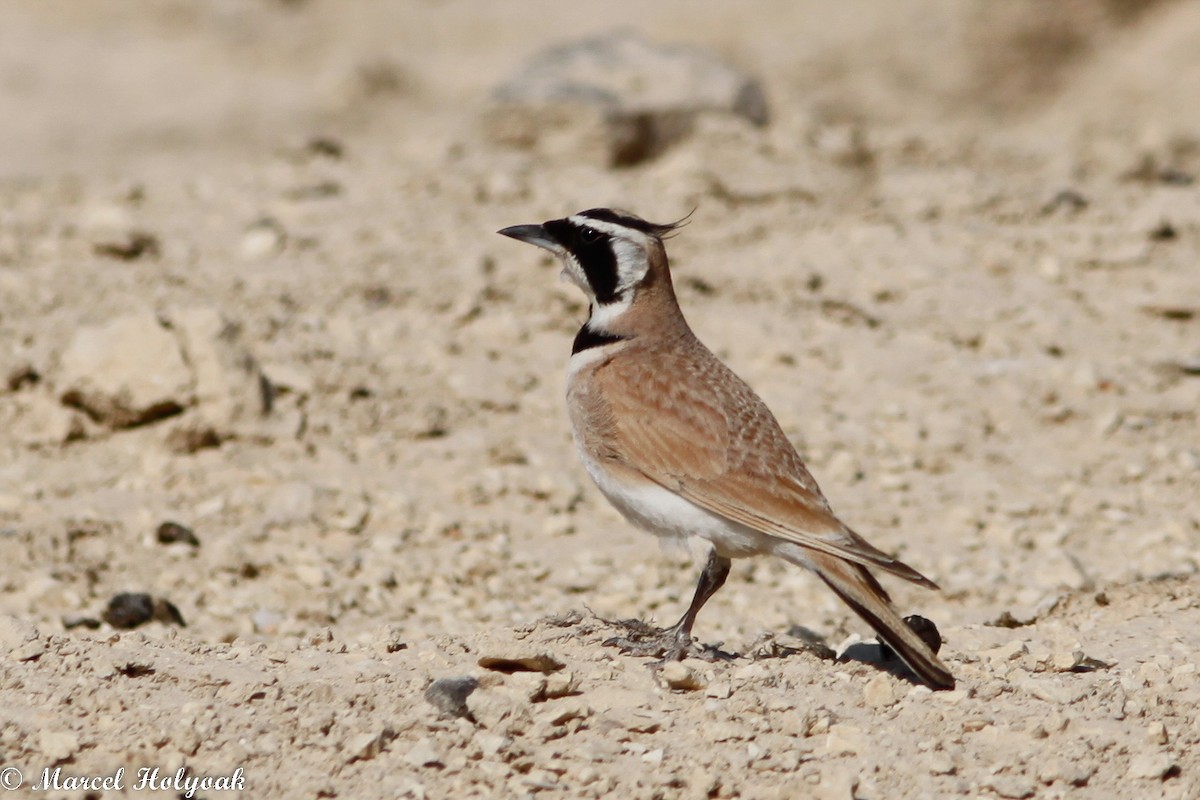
left=594, top=336, right=937, bottom=588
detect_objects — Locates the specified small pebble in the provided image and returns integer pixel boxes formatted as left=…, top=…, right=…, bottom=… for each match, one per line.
left=101, top=594, right=185, bottom=629
left=985, top=774, right=1036, bottom=799
left=0, top=616, right=40, bottom=651
left=1126, top=752, right=1175, bottom=780
left=350, top=728, right=396, bottom=763
left=93, top=231, right=160, bottom=260
left=705, top=681, right=733, bottom=699
left=928, top=753, right=956, bottom=775
left=544, top=697, right=590, bottom=725
left=102, top=593, right=155, bottom=629
left=156, top=521, right=200, bottom=546
left=863, top=674, right=898, bottom=708
left=38, top=730, right=79, bottom=763
left=404, top=738, right=443, bottom=769
left=5, top=363, right=39, bottom=391
left=983, top=640, right=1028, bottom=664
left=660, top=661, right=705, bottom=691
left=543, top=670, right=578, bottom=699
left=825, top=723, right=866, bottom=756
left=240, top=219, right=286, bottom=260
left=424, top=677, right=479, bottom=720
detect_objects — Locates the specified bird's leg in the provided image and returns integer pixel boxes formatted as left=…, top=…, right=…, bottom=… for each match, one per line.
left=670, top=548, right=731, bottom=651
left=604, top=549, right=733, bottom=662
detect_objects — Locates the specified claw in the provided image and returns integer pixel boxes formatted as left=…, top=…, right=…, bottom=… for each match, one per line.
left=597, top=549, right=736, bottom=664
left=602, top=618, right=735, bottom=663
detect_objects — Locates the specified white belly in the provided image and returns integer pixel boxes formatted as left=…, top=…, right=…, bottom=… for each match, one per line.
left=574, top=439, right=774, bottom=559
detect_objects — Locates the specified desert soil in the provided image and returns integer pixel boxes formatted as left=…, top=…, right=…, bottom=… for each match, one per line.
left=1, top=2, right=1199, bottom=799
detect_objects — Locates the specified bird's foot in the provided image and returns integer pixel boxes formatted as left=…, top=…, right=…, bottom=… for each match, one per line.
left=602, top=618, right=734, bottom=664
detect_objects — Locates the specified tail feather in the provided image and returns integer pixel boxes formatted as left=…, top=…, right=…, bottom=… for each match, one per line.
left=811, top=553, right=956, bottom=690
left=836, top=523, right=940, bottom=590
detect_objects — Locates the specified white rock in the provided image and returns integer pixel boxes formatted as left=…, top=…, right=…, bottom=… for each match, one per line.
left=544, top=670, right=578, bottom=699
left=11, top=394, right=84, bottom=445
left=1127, top=751, right=1175, bottom=779
left=168, top=306, right=272, bottom=437
left=825, top=723, right=866, bottom=756
left=79, top=203, right=134, bottom=236
left=261, top=362, right=313, bottom=396
left=660, top=661, right=706, bottom=691
left=294, top=564, right=327, bottom=588
left=985, top=773, right=1037, bottom=799
left=346, top=729, right=394, bottom=762
left=862, top=674, right=898, bottom=708
left=542, top=697, right=590, bottom=726
left=467, top=688, right=533, bottom=736
left=928, top=753, right=956, bottom=775
left=1050, top=650, right=1084, bottom=672
left=57, top=310, right=193, bottom=428
left=488, top=31, right=767, bottom=166
left=240, top=219, right=286, bottom=260
left=812, top=769, right=857, bottom=800
left=474, top=732, right=509, bottom=759
left=11, top=637, right=46, bottom=662
left=704, top=681, right=733, bottom=700
left=0, top=616, right=39, bottom=651
left=1017, top=675, right=1082, bottom=706
left=982, top=639, right=1029, bottom=666
left=404, top=738, right=443, bottom=769
left=38, top=730, right=79, bottom=762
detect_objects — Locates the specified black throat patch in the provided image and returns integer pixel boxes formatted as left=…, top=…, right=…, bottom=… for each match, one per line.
left=571, top=324, right=629, bottom=355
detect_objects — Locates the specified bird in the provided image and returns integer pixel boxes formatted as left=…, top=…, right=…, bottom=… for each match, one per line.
left=497, top=208, right=955, bottom=690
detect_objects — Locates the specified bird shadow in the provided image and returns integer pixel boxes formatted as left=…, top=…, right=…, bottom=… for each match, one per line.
left=761, top=624, right=934, bottom=688
left=838, top=640, right=931, bottom=687
left=570, top=610, right=938, bottom=687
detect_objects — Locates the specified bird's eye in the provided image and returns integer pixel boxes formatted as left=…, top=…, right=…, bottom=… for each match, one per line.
left=579, top=227, right=602, bottom=244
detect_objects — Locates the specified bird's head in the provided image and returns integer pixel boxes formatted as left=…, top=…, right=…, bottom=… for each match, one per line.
left=498, top=208, right=685, bottom=315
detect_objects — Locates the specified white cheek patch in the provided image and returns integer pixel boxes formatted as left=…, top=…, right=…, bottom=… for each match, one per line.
left=555, top=215, right=658, bottom=311
left=567, top=214, right=655, bottom=296
left=611, top=238, right=648, bottom=294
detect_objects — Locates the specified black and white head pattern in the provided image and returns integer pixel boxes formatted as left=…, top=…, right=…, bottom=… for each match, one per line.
left=541, top=209, right=681, bottom=315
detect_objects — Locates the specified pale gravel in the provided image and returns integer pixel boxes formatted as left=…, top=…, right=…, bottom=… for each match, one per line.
left=1, top=2, right=1198, bottom=799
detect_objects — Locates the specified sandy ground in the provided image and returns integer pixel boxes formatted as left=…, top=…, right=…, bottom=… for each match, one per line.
left=1, top=1, right=1199, bottom=798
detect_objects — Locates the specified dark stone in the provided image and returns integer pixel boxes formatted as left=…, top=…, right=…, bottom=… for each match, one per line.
left=102, top=593, right=155, bottom=629
left=156, top=521, right=200, bottom=547
left=424, top=677, right=479, bottom=720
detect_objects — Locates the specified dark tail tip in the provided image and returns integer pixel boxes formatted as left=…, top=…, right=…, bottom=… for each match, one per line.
left=882, top=615, right=955, bottom=690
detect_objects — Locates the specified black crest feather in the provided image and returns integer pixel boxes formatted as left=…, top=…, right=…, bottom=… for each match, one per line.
left=577, top=208, right=691, bottom=239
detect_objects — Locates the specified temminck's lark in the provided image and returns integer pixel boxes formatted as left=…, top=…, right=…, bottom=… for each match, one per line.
left=498, top=208, right=955, bottom=689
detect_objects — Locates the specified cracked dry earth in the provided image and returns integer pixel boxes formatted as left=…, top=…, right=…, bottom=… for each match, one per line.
left=1, top=2, right=1199, bottom=799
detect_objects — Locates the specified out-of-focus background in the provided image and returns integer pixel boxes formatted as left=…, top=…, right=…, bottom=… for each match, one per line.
left=1, top=2, right=1198, bottom=797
